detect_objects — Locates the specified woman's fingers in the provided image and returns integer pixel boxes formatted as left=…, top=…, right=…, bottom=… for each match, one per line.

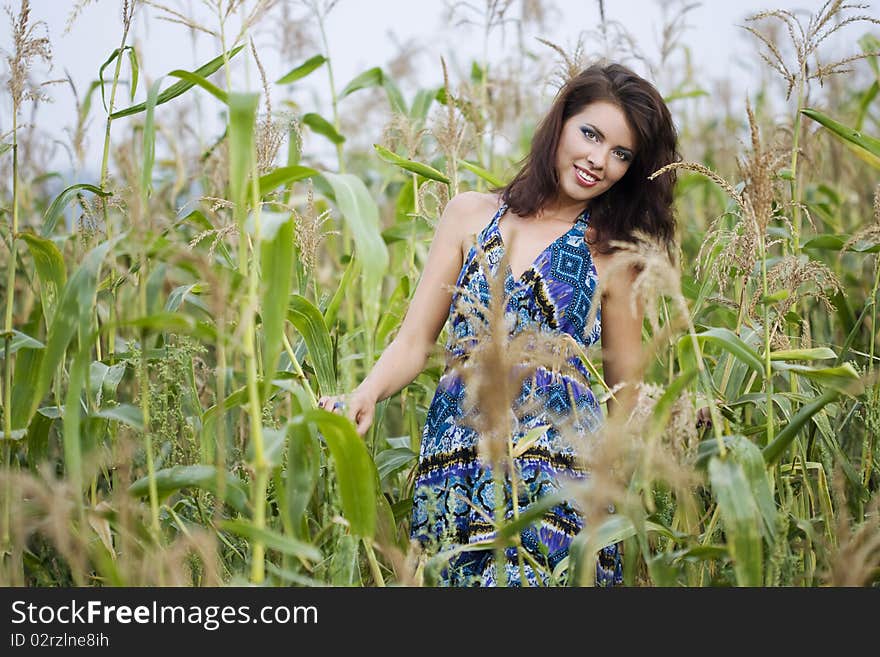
left=317, top=395, right=348, bottom=415
left=316, top=395, right=371, bottom=436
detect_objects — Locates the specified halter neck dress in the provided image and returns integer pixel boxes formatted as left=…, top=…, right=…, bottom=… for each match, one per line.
left=409, top=201, right=623, bottom=587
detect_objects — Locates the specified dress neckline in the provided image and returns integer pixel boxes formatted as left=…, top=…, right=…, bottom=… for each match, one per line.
left=493, top=203, right=590, bottom=284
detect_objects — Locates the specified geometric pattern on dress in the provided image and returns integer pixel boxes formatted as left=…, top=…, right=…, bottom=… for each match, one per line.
left=410, top=201, right=622, bottom=587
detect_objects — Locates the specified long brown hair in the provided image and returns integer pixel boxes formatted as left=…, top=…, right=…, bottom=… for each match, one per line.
left=495, top=62, right=680, bottom=255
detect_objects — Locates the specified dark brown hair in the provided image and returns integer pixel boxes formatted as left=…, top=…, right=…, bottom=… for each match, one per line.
left=495, top=62, right=680, bottom=255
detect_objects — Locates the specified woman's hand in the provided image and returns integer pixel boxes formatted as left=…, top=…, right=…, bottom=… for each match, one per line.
left=317, top=387, right=376, bottom=438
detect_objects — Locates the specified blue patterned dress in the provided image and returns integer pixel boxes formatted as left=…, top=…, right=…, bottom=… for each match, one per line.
left=409, top=201, right=623, bottom=587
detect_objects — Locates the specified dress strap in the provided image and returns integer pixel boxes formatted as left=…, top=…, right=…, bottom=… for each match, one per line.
left=477, top=201, right=508, bottom=245
left=576, top=207, right=591, bottom=227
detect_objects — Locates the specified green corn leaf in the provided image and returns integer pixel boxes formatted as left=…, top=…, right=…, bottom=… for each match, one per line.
left=200, top=386, right=248, bottom=456
left=141, top=77, right=162, bottom=200
left=459, top=159, right=505, bottom=187
left=678, top=327, right=764, bottom=376
left=769, top=361, right=863, bottom=396
left=260, top=211, right=295, bottom=399
left=727, top=435, right=778, bottom=542
left=664, top=87, right=709, bottom=102
left=127, top=46, right=138, bottom=102
left=285, top=391, right=320, bottom=540
left=338, top=66, right=405, bottom=113
left=19, top=233, right=66, bottom=325
left=375, top=274, right=410, bottom=348
left=648, top=367, right=698, bottom=436
left=78, top=79, right=103, bottom=128
left=323, top=253, right=360, bottom=330
left=856, top=80, right=878, bottom=130
left=708, top=455, right=763, bottom=586
left=373, top=144, right=450, bottom=183
left=98, top=46, right=132, bottom=112
left=770, top=347, right=836, bottom=361
left=320, top=172, right=389, bottom=345
left=798, top=234, right=880, bottom=252
left=375, top=447, right=417, bottom=483
left=276, top=54, right=327, bottom=85
left=568, top=515, right=672, bottom=586
left=28, top=237, right=120, bottom=425
left=92, top=404, right=144, bottom=430
left=42, top=183, right=111, bottom=237
left=245, top=425, right=287, bottom=469
left=165, top=283, right=208, bottom=313
left=330, top=533, right=360, bottom=585
left=88, top=361, right=111, bottom=406
left=110, top=44, right=244, bottom=119
left=10, top=345, right=42, bottom=430
left=166, top=69, right=228, bottom=103
left=375, top=487, right=400, bottom=550
left=409, top=88, right=436, bottom=122
left=758, top=289, right=790, bottom=305
left=130, top=464, right=249, bottom=515
left=228, top=92, right=260, bottom=221
left=257, top=165, right=319, bottom=197
left=801, top=107, right=880, bottom=169
left=382, top=77, right=407, bottom=115
left=112, top=311, right=216, bottom=343
left=0, top=330, right=44, bottom=357
left=302, top=112, right=345, bottom=145
left=219, top=519, right=322, bottom=562
left=763, top=389, right=840, bottom=465
left=296, top=409, right=377, bottom=538
left=288, top=294, right=336, bottom=395
left=62, top=348, right=88, bottom=492
left=339, top=66, right=383, bottom=98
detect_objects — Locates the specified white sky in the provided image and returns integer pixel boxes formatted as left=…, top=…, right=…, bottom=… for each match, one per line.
left=2, top=0, right=867, bottom=174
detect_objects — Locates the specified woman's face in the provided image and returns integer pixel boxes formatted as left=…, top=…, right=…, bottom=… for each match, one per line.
left=554, top=100, right=636, bottom=206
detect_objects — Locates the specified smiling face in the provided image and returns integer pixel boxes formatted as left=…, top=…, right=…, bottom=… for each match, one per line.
left=553, top=100, right=637, bottom=207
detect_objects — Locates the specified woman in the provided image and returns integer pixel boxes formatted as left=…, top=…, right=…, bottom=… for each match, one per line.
left=318, top=62, right=679, bottom=586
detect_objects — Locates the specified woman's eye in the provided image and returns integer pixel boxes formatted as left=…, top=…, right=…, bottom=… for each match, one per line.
left=580, top=127, right=598, bottom=141
left=613, top=150, right=630, bottom=161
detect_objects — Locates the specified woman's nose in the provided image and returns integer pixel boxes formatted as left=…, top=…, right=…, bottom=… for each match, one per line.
left=587, top=145, right=611, bottom=170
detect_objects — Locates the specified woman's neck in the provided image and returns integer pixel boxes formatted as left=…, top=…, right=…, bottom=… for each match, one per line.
left=536, top=196, right=589, bottom=224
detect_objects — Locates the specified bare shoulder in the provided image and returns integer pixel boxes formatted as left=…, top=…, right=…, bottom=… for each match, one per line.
left=441, top=191, right=501, bottom=231
left=439, top=191, right=502, bottom=256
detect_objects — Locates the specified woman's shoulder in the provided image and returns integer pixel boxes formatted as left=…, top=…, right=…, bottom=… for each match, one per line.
left=440, top=190, right=503, bottom=235
left=444, top=190, right=502, bottom=216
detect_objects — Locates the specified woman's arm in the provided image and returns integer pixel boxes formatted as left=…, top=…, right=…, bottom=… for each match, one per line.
left=599, top=260, right=645, bottom=422
left=354, top=191, right=489, bottom=405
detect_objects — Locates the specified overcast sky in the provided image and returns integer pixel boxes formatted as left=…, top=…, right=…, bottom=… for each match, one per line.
left=2, top=0, right=863, bottom=173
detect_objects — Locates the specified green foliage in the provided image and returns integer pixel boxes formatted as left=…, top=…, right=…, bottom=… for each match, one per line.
left=2, top=3, right=877, bottom=589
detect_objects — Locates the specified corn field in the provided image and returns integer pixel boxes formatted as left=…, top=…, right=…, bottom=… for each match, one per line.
left=1, top=0, right=879, bottom=587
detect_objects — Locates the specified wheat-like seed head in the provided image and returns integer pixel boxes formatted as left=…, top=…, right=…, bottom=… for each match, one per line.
left=748, top=254, right=843, bottom=349
left=290, top=179, right=337, bottom=276
left=841, top=183, right=880, bottom=254
left=380, top=111, right=430, bottom=161
left=145, top=0, right=218, bottom=37
left=606, top=229, right=689, bottom=337
left=819, top=464, right=880, bottom=586
left=5, top=0, right=54, bottom=114
left=535, top=36, right=588, bottom=90
left=744, top=2, right=880, bottom=99
left=429, top=57, right=474, bottom=194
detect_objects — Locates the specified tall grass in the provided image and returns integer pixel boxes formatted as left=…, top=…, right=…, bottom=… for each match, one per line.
left=0, top=0, right=878, bottom=587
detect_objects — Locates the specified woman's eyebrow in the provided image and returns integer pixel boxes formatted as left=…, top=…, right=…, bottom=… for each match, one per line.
left=583, top=122, right=633, bottom=152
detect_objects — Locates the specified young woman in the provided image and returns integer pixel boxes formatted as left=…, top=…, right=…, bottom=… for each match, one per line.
left=318, top=62, right=679, bottom=586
